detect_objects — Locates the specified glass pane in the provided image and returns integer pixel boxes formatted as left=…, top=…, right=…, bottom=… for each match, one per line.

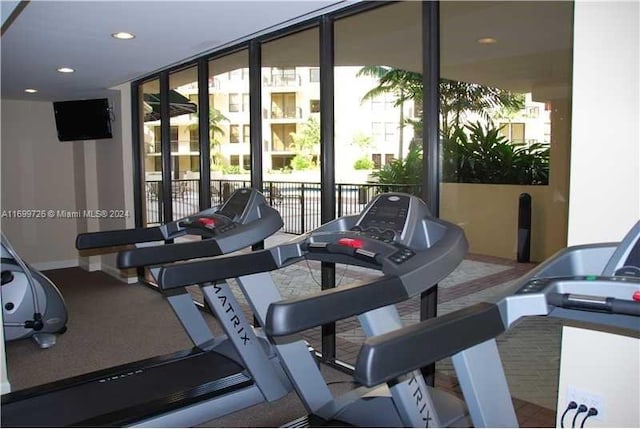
left=334, top=2, right=422, bottom=365
left=169, top=66, right=200, bottom=219
left=261, top=27, right=322, bottom=351
left=438, top=2, right=573, bottom=409
left=439, top=1, right=572, bottom=261
left=209, top=50, right=251, bottom=205
left=140, top=79, right=162, bottom=226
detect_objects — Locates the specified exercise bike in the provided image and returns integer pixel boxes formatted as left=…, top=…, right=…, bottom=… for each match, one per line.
left=1, top=233, right=68, bottom=349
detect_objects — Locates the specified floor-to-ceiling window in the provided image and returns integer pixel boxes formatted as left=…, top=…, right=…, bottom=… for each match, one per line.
left=333, top=1, right=423, bottom=365
left=439, top=1, right=573, bottom=262
left=139, top=79, right=162, bottom=226
left=208, top=50, right=251, bottom=203
left=169, top=66, right=200, bottom=219
left=261, top=27, right=321, bottom=233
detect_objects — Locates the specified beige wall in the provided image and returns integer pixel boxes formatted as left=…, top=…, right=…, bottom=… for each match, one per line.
left=441, top=183, right=564, bottom=262
left=1, top=99, right=79, bottom=267
left=1, top=92, right=134, bottom=277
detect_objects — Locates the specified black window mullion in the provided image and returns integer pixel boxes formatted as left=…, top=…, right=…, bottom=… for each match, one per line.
left=249, top=40, right=263, bottom=190
left=131, top=83, right=143, bottom=228
left=160, top=71, right=173, bottom=223
left=319, top=14, right=336, bottom=364
left=198, top=59, right=211, bottom=210
left=420, top=0, right=441, bottom=387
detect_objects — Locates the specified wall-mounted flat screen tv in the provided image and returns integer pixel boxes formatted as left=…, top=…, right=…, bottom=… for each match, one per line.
left=53, top=98, right=113, bottom=141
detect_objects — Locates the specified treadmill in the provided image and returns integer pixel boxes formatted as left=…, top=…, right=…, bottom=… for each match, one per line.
left=1, top=188, right=292, bottom=427
left=157, top=192, right=476, bottom=427
left=351, top=221, right=640, bottom=428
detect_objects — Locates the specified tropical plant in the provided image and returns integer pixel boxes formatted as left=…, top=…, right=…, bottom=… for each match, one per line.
left=370, top=144, right=423, bottom=185
left=439, top=80, right=525, bottom=139
left=442, top=121, right=549, bottom=185
left=290, top=154, right=315, bottom=171
left=357, top=67, right=525, bottom=140
left=357, top=66, right=422, bottom=158
left=288, top=117, right=320, bottom=170
left=209, top=108, right=228, bottom=166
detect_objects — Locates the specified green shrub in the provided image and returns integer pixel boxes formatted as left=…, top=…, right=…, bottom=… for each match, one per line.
left=290, top=154, right=315, bottom=171
left=353, top=157, right=374, bottom=170
left=442, top=121, right=549, bottom=185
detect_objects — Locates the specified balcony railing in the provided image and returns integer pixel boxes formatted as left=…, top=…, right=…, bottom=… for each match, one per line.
left=263, top=106, right=303, bottom=120
left=262, top=74, right=302, bottom=87
left=144, top=179, right=421, bottom=233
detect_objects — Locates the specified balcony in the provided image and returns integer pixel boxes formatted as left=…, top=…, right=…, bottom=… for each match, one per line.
left=263, top=106, right=302, bottom=120
left=262, top=74, right=301, bottom=87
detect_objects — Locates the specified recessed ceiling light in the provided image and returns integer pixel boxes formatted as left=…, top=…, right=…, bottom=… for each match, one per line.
left=24, top=88, right=38, bottom=93
left=57, top=67, right=75, bottom=73
left=477, top=37, right=497, bottom=45
left=111, top=32, right=135, bottom=40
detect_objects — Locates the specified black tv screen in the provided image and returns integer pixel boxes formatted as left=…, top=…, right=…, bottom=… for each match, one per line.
left=53, top=98, right=113, bottom=141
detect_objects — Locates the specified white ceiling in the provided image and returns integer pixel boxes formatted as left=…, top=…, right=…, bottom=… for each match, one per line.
left=1, top=1, right=574, bottom=103
left=0, top=0, right=351, bottom=101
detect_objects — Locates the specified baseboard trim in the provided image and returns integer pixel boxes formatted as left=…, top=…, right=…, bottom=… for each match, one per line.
left=32, top=259, right=79, bottom=271
left=101, top=263, right=138, bottom=284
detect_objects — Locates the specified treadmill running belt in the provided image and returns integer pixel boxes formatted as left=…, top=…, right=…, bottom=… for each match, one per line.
left=1, top=351, right=252, bottom=427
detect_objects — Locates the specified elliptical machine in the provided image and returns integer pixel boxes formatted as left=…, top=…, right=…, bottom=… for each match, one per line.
left=1, top=233, right=68, bottom=349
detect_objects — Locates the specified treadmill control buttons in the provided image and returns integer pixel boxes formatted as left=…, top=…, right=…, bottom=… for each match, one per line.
left=517, top=279, right=549, bottom=294
left=389, top=247, right=415, bottom=264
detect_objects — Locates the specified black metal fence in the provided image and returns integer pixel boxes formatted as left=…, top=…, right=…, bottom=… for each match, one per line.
left=144, top=179, right=421, bottom=234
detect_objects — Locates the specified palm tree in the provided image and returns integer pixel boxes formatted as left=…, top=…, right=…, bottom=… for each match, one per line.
left=209, top=108, right=228, bottom=166
left=357, top=67, right=525, bottom=140
left=439, top=79, right=525, bottom=139
left=357, top=66, right=422, bottom=159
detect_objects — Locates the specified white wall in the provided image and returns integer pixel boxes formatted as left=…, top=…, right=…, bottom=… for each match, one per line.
left=568, top=1, right=640, bottom=245
left=0, top=99, right=79, bottom=267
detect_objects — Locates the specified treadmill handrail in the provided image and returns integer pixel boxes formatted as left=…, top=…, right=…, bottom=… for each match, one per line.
left=76, top=227, right=165, bottom=249
left=265, top=276, right=410, bottom=337
left=118, top=239, right=223, bottom=269
left=354, top=302, right=506, bottom=387
left=157, top=248, right=281, bottom=290
left=118, top=206, right=284, bottom=269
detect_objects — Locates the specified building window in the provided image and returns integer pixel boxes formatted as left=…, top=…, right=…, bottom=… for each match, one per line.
left=372, top=122, right=396, bottom=142
left=189, top=128, right=199, bottom=152
left=229, top=93, right=240, bottom=112
left=243, top=125, right=250, bottom=143
left=271, top=93, right=297, bottom=119
left=271, top=154, right=294, bottom=170
left=385, top=153, right=395, bottom=165
left=271, top=124, right=296, bottom=151
left=498, top=122, right=525, bottom=143
left=170, top=126, right=179, bottom=152
left=242, top=155, right=251, bottom=171
left=242, top=93, right=250, bottom=112
left=190, top=155, right=200, bottom=172
left=371, top=153, right=382, bottom=169
left=230, top=125, right=240, bottom=143
left=309, top=67, right=320, bottom=83
left=371, top=93, right=395, bottom=111
left=230, top=155, right=240, bottom=166
left=310, top=99, right=320, bottom=113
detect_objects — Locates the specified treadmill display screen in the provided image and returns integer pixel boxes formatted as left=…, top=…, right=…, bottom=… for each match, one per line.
left=218, top=190, right=250, bottom=219
left=356, top=194, right=410, bottom=235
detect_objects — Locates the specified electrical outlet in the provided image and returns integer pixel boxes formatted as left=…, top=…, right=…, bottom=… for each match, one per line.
left=567, top=386, right=605, bottom=421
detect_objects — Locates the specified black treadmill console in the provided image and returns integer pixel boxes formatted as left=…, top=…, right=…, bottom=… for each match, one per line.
left=353, top=194, right=411, bottom=241
left=165, top=188, right=257, bottom=239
